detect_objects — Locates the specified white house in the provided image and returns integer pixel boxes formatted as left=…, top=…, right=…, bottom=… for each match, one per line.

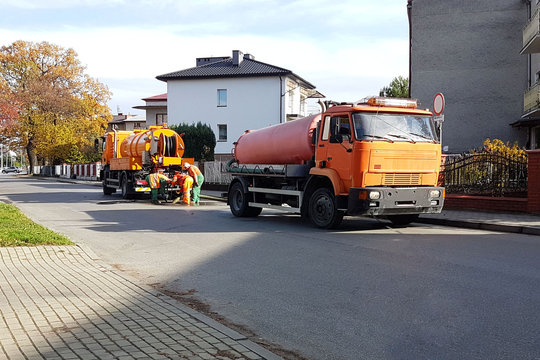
left=156, top=50, right=323, bottom=157
left=106, top=113, right=146, bottom=132
left=133, top=93, right=168, bottom=128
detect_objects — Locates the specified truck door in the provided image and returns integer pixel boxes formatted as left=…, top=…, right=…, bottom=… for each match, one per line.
left=319, top=114, right=353, bottom=191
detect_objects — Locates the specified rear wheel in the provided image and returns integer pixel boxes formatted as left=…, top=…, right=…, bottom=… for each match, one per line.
left=229, top=182, right=262, bottom=217
left=121, top=172, right=131, bottom=199
left=388, top=214, right=419, bottom=227
left=308, top=188, right=344, bottom=229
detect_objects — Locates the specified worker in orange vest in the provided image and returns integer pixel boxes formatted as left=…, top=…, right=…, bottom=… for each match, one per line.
left=183, top=162, right=204, bottom=205
left=171, top=171, right=194, bottom=205
left=146, top=168, right=170, bottom=204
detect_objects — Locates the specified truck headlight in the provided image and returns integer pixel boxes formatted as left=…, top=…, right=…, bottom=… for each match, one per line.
left=429, top=190, right=441, bottom=198
left=369, top=191, right=381, bottom=200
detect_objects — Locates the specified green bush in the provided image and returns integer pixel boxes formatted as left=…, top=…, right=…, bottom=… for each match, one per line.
left=170, top=122, right=216, bottom=161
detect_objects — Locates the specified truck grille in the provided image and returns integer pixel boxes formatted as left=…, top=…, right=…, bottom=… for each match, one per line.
left=383, top=173, right=420, bottom=186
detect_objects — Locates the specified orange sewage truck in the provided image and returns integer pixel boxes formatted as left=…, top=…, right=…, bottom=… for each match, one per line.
left=226, top=97, right=444, bottom=229
left=100, top=125, right=193, bottom=199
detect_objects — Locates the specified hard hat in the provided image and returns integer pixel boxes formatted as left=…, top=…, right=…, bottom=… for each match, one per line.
left=157, top=168, right=165, bottom=172
left=183, top=162, right=191, bottom=169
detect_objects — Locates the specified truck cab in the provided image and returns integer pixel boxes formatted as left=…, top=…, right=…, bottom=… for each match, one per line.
left=310, top=97, right=444, bottom=227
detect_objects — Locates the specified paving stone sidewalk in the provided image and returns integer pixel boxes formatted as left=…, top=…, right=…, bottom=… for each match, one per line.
left=0, top=246, right=281, bottom=360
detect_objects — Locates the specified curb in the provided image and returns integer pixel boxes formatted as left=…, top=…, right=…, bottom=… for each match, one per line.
left=417, top=217, right=540, bottom=236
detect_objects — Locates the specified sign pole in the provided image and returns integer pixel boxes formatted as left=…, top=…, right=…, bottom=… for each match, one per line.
left=433, top=93, right=445, bottom=151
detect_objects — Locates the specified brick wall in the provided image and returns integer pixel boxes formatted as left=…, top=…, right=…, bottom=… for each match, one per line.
left=444, top=194, right=528, bottom=213
left=443, top=150, right=540, bottom=213
left=527, top=150, right=540, bottom=213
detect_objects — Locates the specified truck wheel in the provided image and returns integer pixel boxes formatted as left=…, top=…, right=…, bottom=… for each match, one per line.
left=103, top=184, right=115, bottom=195
left=309, top=188, right=344, bottom=229
left=102, top=168, right=115, bottom=195
left=121, top=173, right=131, bottom=199
left=388, top=214, right=419, bottom=227
left=229, top=182, right=262, bottom=217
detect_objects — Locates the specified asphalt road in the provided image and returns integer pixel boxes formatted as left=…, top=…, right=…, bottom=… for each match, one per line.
left=2, top=176, right=540, bottom=360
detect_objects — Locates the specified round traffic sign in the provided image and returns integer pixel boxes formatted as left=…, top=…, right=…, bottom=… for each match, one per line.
left=433, top=93, right=445, bottom=115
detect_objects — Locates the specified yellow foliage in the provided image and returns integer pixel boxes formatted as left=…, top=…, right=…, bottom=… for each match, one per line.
left=0, top=40, right=112, bottom=165
left=482, top=138, right=527, bottom=157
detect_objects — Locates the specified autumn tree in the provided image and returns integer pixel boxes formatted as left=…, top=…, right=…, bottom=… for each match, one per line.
left=379, top=76, right=409, bottom=98
left=0, top=40, right=112, bottom=172
left=0, top=80, right=19, bottom=151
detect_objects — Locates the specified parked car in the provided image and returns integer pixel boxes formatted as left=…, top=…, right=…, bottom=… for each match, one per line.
left=2, top=167, right=20, bottom=174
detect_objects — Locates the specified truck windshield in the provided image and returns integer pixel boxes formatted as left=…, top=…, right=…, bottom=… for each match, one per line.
left=352, top=113, right=439, bottom=143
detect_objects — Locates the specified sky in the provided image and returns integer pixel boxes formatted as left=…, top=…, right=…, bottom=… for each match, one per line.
left=0, top=0, right=410, bottom=116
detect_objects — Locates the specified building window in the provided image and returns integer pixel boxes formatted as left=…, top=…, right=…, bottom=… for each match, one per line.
left=218, top=124, right=227, bottom=141
left=134, top=122, right=141, bottom=128
left=218, top=89, right=227, bottom=107
left=156, top=114, right=167, bottom=125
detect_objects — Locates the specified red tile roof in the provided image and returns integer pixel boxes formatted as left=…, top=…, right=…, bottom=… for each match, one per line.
left=142, top=93, right=167, bottom=102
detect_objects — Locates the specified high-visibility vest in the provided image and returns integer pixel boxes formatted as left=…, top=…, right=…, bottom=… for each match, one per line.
left=149, top=173, right=168, bottom=189
left=187, top=165, right=202, bottom=178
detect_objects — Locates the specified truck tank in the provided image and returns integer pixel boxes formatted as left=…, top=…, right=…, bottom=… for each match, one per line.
left=101, top=126, right=187, bottom=171
left=234, top=114, right=321, bottom=164
left=119, top=127, right=185, bottom=159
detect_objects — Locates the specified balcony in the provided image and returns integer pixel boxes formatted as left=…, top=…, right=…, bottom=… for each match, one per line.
left=524, top=83, right=540, bottom=117
left=522, top=9, right=540, bottom=54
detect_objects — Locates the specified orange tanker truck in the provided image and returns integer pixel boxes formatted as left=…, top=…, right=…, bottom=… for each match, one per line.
left=226, top=97, right=444, bottom=229
left=100, top=125, right=193, bottom=199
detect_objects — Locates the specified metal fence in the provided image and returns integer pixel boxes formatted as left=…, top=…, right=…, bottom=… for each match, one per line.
left=442, top=151, right=528, bottom=197
left=202, top=160, right=233, bottom=184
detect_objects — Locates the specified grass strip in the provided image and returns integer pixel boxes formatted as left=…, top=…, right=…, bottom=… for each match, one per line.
left=0, top=202, right=73, bottom=247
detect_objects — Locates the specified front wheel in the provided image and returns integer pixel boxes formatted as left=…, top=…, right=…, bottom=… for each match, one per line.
left=387, top=214, right=419, bottom=227
left=308, top=188, right=344, bottom=229
left=102, top=168, right=115, bottom=195
left=228, top=182, right=262, bottom=217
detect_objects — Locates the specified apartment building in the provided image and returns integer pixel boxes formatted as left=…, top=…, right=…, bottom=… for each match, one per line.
left=409, top=0, right=530, bottom=153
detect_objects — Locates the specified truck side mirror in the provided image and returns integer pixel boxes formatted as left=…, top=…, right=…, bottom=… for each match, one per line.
left=340, top=134, right=351, bottom=143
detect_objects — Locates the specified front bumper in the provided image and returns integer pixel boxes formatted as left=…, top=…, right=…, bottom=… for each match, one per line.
left=347, top=187, right=444, bottom=216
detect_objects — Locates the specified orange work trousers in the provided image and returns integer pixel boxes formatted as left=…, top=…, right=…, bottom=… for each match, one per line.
left=181, top=176, right=193, bottom=204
